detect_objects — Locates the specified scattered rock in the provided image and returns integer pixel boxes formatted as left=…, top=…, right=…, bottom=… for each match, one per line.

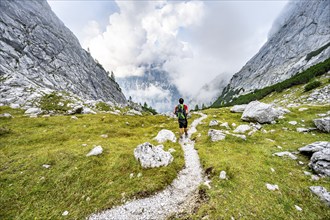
left=298, top=108, right=308, bottom=112
left=304, top=171, right=312, bottom=176
left=71, top=116, right=78, bottom=120
left=220, top=122, right=230, bottom=129
left=232, top=123, right=236, bottom=127
left=296, top=127, right=309, bottom=133
left=125, top=122, right=130, bottom=125
left=313, top=117, right=330, bottom=133
left=209, top=120, right=219, bottom=126
left=233, top=125, right=251, bottom=133
left=241, top=101, right=288, bottom=123
left=271, top=168, right=275, bottom=172
left=311, top=175, right=320, bottom=181
left=309, top=186, right=330, bottom=206
left=289, top=121, right=297, bottom=125
left=294, top=205, right=302, bottom=211
left=82, top=144, right=88, bottom=147
left=273, top=151, right=297, bottom=160
left=126, top=109, right=142, bottom=116
left=208, top=129, right=226, bottom=142
left=82, top=107, right=96, bottom=115
left=86, top=146, right=103, bottom=157
left=298, top=161, right=304, bottom=165
left=0, top=113, right=13, bottom=118
left=230, top=104, right=247, bottom=113
left=250, top=122, right=262, bottom=130
left=100, top=134, right=108, bottom=138
left=219, top=171, right=227, bottom=180
left=168, top=148, right=176, bottom=153
left=266, top=183, right=279, bottom=191
left=317, top=113, right=327, bottom=117
left=129, top=173, right=134, bottom=179
left=134, top=142, right=173, bottom=168
left=42, top=164, right=51, bottom=169
left=154, top=129, right=176, bottom=143
left=248, top=129, right=257, bottom=136
left=137, top=173, right=142, bottom=178
left=25, top=107, right=42, bottom=115
left=62, top=211, right=69, bottom=216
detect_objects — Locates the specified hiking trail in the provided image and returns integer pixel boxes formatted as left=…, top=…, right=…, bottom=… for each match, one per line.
left=89, top=113, right=208, bottom=220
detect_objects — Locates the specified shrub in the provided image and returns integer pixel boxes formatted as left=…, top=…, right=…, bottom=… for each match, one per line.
left=0, top=126, right=11, bottom=136
left=95, top=102, right=111, bottom=111
left=39, top=92, right=70, bottom=112
left=304, top=80, right=321, bottom=92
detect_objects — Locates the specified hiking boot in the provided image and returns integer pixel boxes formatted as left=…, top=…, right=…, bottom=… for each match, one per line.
left=180, top=135, right=183, bottom=140
left=185, top=133, right=188, bottom=138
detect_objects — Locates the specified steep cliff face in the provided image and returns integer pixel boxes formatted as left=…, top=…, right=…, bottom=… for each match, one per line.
left=0, top=0, right=126, bottom=108
left=221, top=0, right=330, bottom=99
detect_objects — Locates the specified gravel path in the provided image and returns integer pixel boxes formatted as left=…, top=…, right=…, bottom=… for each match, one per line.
left=89, top=113, right=207, bottom=220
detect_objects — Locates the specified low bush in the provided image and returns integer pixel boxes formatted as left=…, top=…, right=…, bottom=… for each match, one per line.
left=304, top=80, right=321, bottom=92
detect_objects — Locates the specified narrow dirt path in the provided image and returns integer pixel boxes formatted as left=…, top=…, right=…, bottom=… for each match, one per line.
left=89, top=113, right=207, bottom=220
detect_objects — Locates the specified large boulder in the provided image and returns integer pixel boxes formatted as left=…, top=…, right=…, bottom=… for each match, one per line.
left=309, top=186, right=330, bottom=207
left=299, top=142, right=330, bottom=177
left=241, top=101, right=286, bottom=123
left=313, top=117, right=330, bottom=133
left=134, top=142, right=173, bottom=168
left=154, top=129, right=176, bottom=143
left=310, top=148, right=330, bottom=176
left=299, top=141, right=330, bottom=155
left=208, top=129, right=226, bottom=142
left=25, top=107, right=42, bottom=115
left=230, top=104, right=247, bottom=113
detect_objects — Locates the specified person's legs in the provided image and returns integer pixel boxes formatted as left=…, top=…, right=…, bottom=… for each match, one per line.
left=184, top=119, right=188, bottom=137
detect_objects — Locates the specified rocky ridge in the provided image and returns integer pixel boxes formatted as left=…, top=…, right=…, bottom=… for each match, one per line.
left=220, top=0, right=330, bottom=100
left=0, top=0, right=126, bottom=110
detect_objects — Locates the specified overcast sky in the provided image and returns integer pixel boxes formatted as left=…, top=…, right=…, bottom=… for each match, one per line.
left=48, top=0, right=289, bottom=98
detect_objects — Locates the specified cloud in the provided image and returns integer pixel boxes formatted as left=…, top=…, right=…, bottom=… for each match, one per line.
left=83, top=1, right=205, bottom=77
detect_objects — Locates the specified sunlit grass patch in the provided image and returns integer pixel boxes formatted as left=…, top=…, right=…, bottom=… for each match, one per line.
left=0, top=107, right=185, bottom=219
left=190, top=105, right=330, bottom=219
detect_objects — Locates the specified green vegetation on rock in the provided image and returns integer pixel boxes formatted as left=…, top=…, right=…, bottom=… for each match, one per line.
left=304, top=80, right=322, bottom=92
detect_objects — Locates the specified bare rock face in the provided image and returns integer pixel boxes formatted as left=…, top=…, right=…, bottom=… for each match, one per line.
left=219, top=0, right=330, bottom=100
left=309, top=186, right=330, bottom=206
left=0, top=0, right=126, bottom=108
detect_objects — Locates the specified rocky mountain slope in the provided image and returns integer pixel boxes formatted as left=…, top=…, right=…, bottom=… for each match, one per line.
left=0, top=0, right=126, bottom=109
left=218, top=0, right=330, bottom=102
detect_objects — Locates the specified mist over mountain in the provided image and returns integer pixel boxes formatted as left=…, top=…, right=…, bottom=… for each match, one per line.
left=117, top=66, right=182, bottom=112
left=217, top=0, right=330, bottom=103
left=0, top=0, right=126, bottom=108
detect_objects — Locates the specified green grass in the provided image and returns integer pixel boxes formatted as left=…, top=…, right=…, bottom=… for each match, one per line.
left=187, top=104, right=330, bottom=219
left=0, top=106, right=191, bottom=219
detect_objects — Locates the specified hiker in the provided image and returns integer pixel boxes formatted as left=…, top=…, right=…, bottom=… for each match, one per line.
left=174, top=98, right=188, bottom=139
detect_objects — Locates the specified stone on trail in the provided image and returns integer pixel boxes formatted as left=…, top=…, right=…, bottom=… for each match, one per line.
left=134, top=142, right=173, bottom=168
left=309, top=186, right=330, bottom=206
left=273, top=151, right=297, bottom=160
left=154, top=129, right=176, bottom=143
left=266, top=183, right=279, bottom=191
left=233, top=125, right=251, bottom=133
left=86, top=146, right=103, bottom=157
left=208, top=129, right=226, bottom=142
left=209, top=120, right=219, bottom=127
left=313, top=117, right=330, bottom=133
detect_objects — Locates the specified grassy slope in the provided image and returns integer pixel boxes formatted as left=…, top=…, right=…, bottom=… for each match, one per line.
left=188, top=78, right=330, bottom=219
left=0, top=108, right=198, bottom=219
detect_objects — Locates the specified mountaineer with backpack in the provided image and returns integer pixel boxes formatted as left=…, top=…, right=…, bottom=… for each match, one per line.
left=174, top=98, right=188, bottom=139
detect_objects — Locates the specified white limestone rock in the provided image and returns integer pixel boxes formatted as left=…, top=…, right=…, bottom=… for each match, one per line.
left=313, top=117, right=330, bottom=133
left=0, top=113, right=13, bottom=118
left=208, top=129, right=226, bottom=142
left=233, top=125, right=251, bottom=133
left=25, top=108, right=42, bottom=115
left=230, top=104, right=247, bottom=113
left=266, top=183, right=279, bottom=191
left=134, top=142, right=173, bottom=168
left=220, top=122, right=230, bottom=129
left=273, top=151, right=297, bottom=160
left=219, top=171, right=227, bottom=180
left=154, top=129, right=176, bottom=143
left=209, top=120, right=219, bottom=127
left=86, top=146, right=103, bottom=157
left=310, top=148, right=330, bottom=177
left=289, top=121, right=297, bottom=125
left=299, top=141, right=330, bottom=154
left=309, top=186, right=330, bottom=206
